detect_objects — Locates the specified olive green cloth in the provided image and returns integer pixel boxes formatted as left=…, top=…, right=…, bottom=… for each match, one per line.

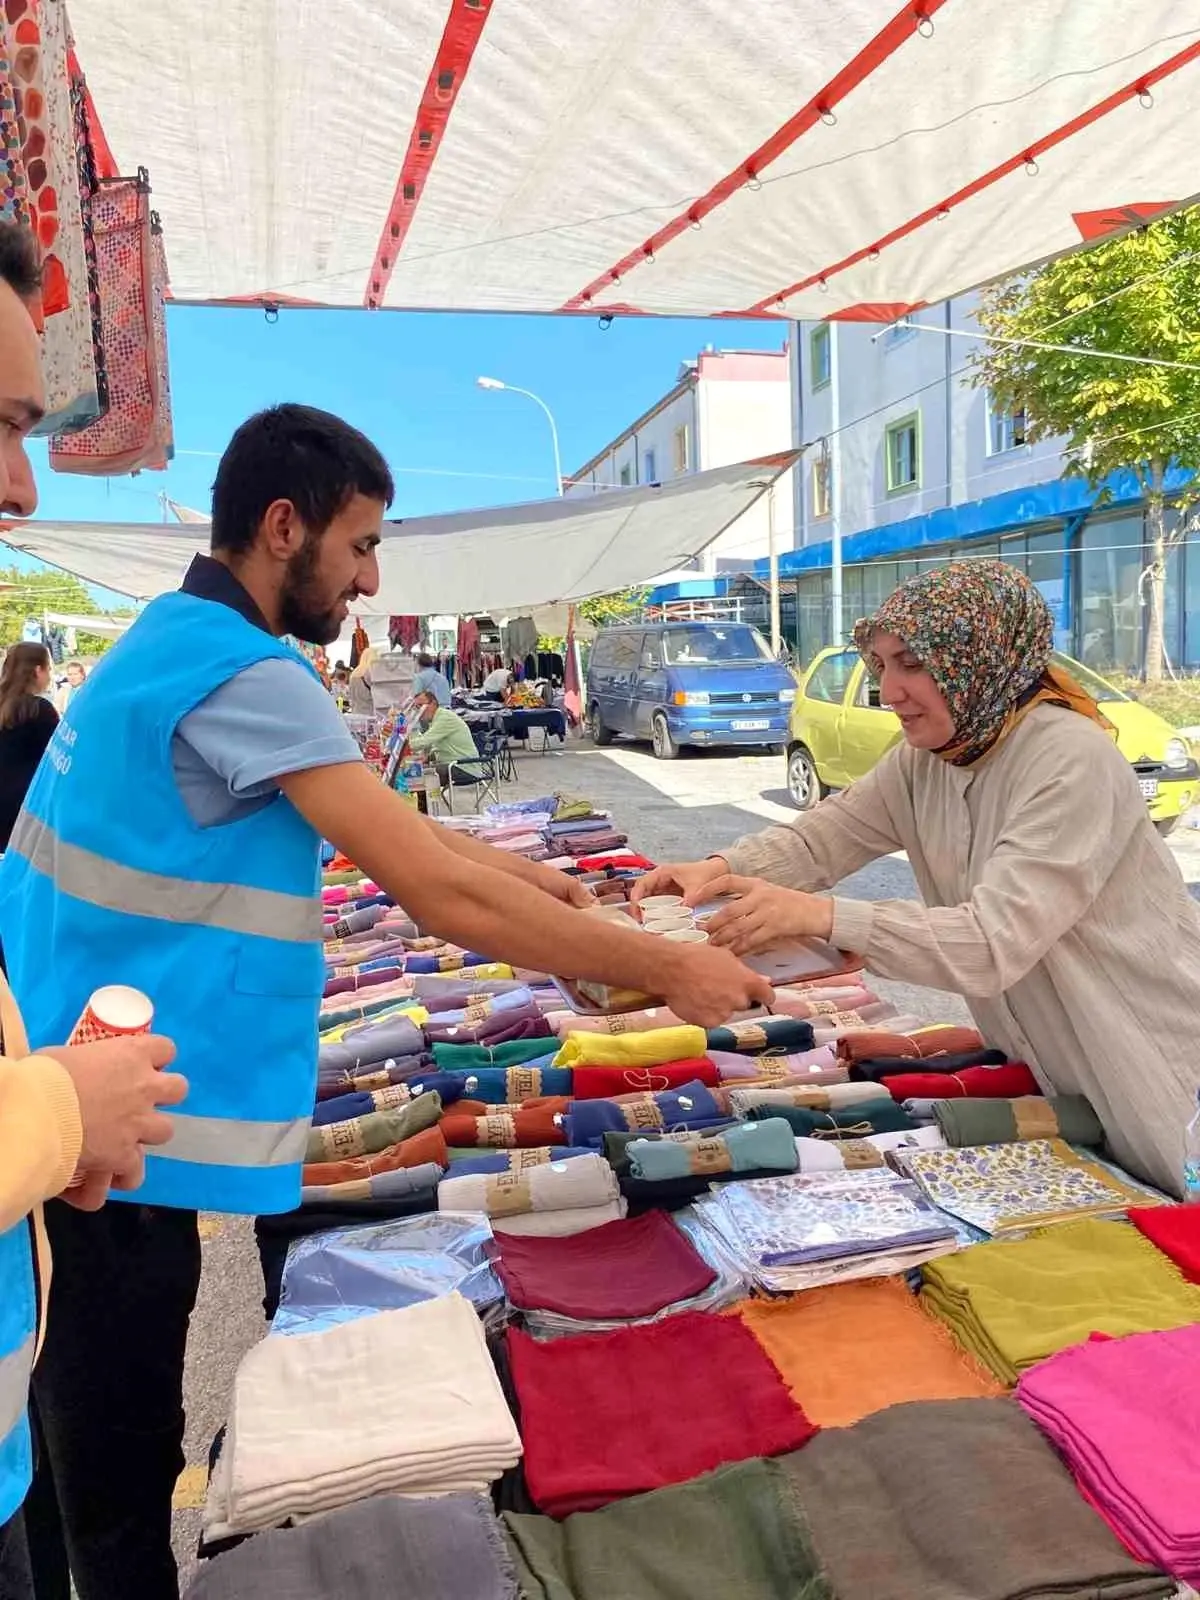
left=503, top=1459, right=826, bottom=1600
left=920, top=1218, right=1200, bottom=1384
left=780, top=1398, right=1172, bottom=1600
left=933, top=1094, right=1104, bottom=1149
left=304, top=1091, right=443, bottom=1164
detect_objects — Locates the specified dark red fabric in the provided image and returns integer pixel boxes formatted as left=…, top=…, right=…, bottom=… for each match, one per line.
left=574, top=852, right=655, bottom=872
left=569, top=1059, right=720, bottom=1099
left=492, top=1211, right=716, bottom=1319
left=507, top=1311, right=817, bottom=1515
left=880, top=1063, right=1041, bottom=1101
left=1129, top=1205, right=1200, bottom=1282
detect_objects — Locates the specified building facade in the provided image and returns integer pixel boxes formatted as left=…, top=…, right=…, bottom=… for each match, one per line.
left=565, top=346, right=795, bottom=573
left=762, top=298, right=1200, bottom=674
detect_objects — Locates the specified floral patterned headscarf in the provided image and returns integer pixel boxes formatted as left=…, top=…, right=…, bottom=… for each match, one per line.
left=852, top=560, right=1109, bottom=767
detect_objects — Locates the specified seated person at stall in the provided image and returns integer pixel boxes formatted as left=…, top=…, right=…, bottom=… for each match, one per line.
left=412, top=652, right=451, bottom=707
left=406, top=691, right=481, bottom=784
left=633, top=561, right=1200, bottom=1199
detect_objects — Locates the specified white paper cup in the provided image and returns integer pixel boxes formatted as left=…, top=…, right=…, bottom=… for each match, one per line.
left=642, top=914, right=694, bottom=934
left=660, top=928, right=710, bottom=944
left=639, top=895, right=685, bottom=911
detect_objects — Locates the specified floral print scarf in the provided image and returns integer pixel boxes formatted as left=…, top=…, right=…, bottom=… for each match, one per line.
left=852, top=560, right=1111, bottom=768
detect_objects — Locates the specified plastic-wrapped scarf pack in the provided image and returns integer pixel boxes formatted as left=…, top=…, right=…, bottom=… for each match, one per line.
left=50, top=170, right=171, bottom=475
left=272, top=1211, right=505, bottom=1337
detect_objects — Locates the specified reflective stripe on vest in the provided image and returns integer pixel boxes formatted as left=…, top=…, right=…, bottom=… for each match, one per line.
left=155, top=1111, right=309, bottom=1168
left=11, top=812, right=322, bottom=945
left=0, top=1333, right=34, bottom=1445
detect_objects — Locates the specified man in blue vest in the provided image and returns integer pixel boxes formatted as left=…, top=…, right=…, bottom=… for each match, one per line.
left=0, top=222, right=195, bottom=1600
left=0, top=397, right=771, bottom=1596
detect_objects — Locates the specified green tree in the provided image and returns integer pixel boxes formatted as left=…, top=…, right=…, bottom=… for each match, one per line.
left=578, top=587, right=648, bottom=629
left=0, top=564, right=128, bottom=655
left=971, top=208, right=1200, bottom=679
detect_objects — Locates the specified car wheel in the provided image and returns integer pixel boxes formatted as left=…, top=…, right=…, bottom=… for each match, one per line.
left=786, top=744, right=826, bottom=810
left=1154, top=816, right=1180, bottom=838
left=651, top=711, right=679, bottom=761
left=589, top=705, right=613, bottom=746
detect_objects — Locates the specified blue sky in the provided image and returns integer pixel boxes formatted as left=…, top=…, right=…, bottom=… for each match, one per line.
left=28, top=305, right=786, bottom=528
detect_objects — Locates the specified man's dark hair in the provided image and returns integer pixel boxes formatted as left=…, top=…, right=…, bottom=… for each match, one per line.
left=0, top=222, right=42, bottom=302
left=211, top=404, right=395, bottom=556
left=416, top=652, right=435, bottom=670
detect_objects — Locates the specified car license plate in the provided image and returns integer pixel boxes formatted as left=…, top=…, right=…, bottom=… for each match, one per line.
left=731, top=718, right=770, bottom=731
left=1139, top=777, right=1159, bottom=800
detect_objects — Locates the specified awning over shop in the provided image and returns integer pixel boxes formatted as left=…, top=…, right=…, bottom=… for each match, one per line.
left=70, top=1, right=1200, bottom=320
left=0, top=453, right=793, bottom=614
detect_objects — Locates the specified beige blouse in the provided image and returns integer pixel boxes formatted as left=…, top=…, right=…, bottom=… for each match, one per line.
left=723, top=703, right=1200, bottom=1196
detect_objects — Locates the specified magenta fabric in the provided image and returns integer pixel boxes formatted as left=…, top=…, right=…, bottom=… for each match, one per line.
left=507, top=1312, right=817, bottom=1516
left=1016, top=1324, right=1200, bottom=1580
left=492, top=1211, right=716, bottom=1319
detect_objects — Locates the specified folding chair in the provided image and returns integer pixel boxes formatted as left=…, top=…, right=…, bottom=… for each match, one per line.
left=491, top=713, right=519, bottom=782
left=440, top=725, right=505, bottom=813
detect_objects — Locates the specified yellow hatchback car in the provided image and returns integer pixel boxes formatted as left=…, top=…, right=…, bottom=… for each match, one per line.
left=787, top=646, right=1198, bottom=834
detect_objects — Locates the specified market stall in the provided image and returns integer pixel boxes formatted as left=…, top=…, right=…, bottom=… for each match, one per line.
left=177, top=792, right=1200, bottom=1599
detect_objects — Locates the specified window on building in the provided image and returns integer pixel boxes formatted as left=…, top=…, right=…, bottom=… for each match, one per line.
left=810, top=324, right=831, bottom=391
left=812, top=455, right=832, bottom=518
left=643, top=448, right=657, bottom=483
left=1078, top=513, right=1144, bottom=674
left=885, top=415, right=920, bottom=493
left=619, top=463, right=633, bottom=487
left=987, top=396, right=1028, bottom=455
left=806, top=649, right=858, bottom=704
left=672, top=425, right=690, bottom=474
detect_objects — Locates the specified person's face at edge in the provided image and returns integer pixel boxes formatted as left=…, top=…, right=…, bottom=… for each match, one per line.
left=0, top=280, right=45, bottom=519
left=66, top=663, right=85, bottom=687
left=276, top=492, right=383, bottom=646
left=871, top=628, right=957, bottom=750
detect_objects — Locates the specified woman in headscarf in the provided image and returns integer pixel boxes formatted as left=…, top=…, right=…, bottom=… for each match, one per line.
left=634, top=562, right=1200, bottom=1194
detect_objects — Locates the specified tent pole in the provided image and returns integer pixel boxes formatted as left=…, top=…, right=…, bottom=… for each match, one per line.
left=767, top=485, right=782, bottom=655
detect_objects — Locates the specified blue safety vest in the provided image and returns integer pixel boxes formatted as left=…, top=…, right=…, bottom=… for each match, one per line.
left=0, top=1218, right=35, bottom=1523
left=0, top=591, right=326, bottom=1216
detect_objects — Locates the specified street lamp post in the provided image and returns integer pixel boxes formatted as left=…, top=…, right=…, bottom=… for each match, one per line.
left=476, top=376, right=564, bottom=497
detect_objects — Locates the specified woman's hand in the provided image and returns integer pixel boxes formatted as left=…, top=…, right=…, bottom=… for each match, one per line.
left=631, top=857, right=729, bottom=907
left=699, top=874, right=834, bottom=955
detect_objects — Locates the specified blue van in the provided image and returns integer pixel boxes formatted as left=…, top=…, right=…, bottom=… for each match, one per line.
left=586, top=620, right=796, bottom=759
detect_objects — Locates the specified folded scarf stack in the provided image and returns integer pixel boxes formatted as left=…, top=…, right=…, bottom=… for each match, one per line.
left=850, top=1046, right=1007, bottom=1083
left=318, top=1014, right=426, bottom=1080
left=300, top=1161, right=443, bottom=1206
left=304, top=1093, right=443, bottom=1165
left=315, top=1056, right=432, bottom=1102
left=730, top=1277, right=1003, bottom=1427
left=506, top=1311, right=816, bottom=1517
left=185, top=1493, right=518, bottom=1600
left=1129, top=1204, right=1200, bottom=1282
left=568, top=1058, right=719, bottom=1097
left=709, top=1045, right=844, bottom=1084
left=934, top=1094, right=1105, bottom=1148
left=625, top=1118, right=798, bottom=1181
left=743, top=1098, right=917, bottom=1138
left=705, top=1017, right=815, bottom=1056
left=921, top=1218, right=1200, bottom=1384
left=544, top=1006, right=691, bottom=1038
left=727, top=1080, right=898, bottom=1115
left=301, top=1125, right=449, bottom=1190
left=447, top=1146, right=594, bottom=1176
left=552, top=1026, right=707, bottom=1070
left=885, top=1062, right=1041, bottom=1103
left=438, top=1151, right=626, bottom=1236
left=768, top=984, right=878, bottom=1018
left=837, top=1025, right=985, bottom=1066
left=440, top=1102, right=571, bottom=1151
left=792, top=1125, right=946, bottom=1174
left=434, top=1039, right=560, bottom=1072
left=779, top=1398, right=1172, bottom=1599
left=491, top=1210, right=717, bottom=1321
left=204, top=1293, right=522, bottom=1539
left=1017, top=1323, right=1200, bottom=1583
left=431, top=1063, right=573, bottom=1104
left=564, top=1082, right=726, bottom=1148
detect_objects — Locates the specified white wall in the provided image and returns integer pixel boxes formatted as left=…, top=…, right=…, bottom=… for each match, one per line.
left=696, top=368, right=794, bottom=571
left=565, top=385, right=696, bottom=496
left=794, top=294, right=1066, bottom=548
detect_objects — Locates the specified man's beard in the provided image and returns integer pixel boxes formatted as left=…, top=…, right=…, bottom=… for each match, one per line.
left=278, top=537, right=352, bottom=646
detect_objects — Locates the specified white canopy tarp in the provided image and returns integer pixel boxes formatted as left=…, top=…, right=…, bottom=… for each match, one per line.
left=0, top=454, right=793, bottom=614
left=42, top=611, right=132, bottom=638
left=70, top=1, right=1200, bottom=320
